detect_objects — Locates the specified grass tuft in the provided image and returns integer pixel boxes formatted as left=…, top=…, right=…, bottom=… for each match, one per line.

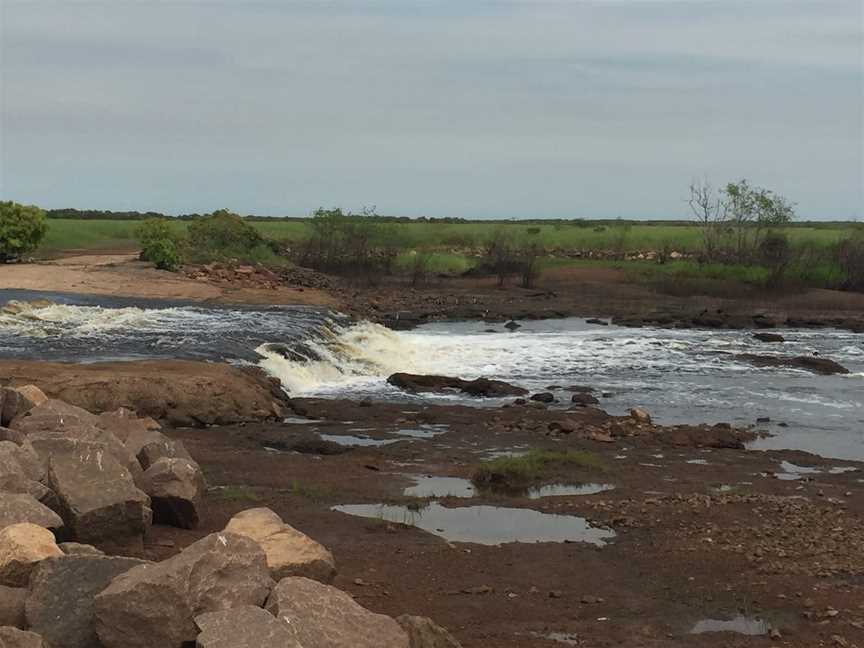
left=473, top=448, right=606, bottom=489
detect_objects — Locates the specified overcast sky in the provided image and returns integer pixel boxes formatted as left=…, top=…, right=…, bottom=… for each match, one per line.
left=1, top=1, right=862, bottom=220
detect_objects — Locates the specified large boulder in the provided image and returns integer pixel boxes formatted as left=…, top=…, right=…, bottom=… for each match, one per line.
left=94, top=532, right=273, bottom=648
left=397, top=616, right=463, bottom=648
left=0, top=495, right=62, bottom=533
left=0, top=627, right=47, bottom=647
left=97, top=408, right=161, bottom=445
left=14, top=401, right=143, bottom=486
left=141, top=458, right=205, bottom=529
left=0, top=476, right=57, bottom=513
left=736, top=353, right=850, bottom=375
left=225, top=508, right=335, bottom=583
left=0, top=386, right=48, bottom=428
left=0, top=586, right=26, bottom=628
left=387, top=373, right=527, bottom=398
left=194, top=606, right=301, bottom=648
left=0, top=442, right=42, bottom=483
left=45, top=440, right=150, bottom=553
left=265, top=577, right=409, bottom=648
left=136, top=435, right=193, bottom=472
left=25, top=554, right=148, bottom=648
left=0, top=524, right=62, bottom=587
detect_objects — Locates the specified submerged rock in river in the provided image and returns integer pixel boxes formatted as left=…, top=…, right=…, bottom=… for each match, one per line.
left=737, top=354, right=850, bottom=375
left=387, top=373, right=528, bottom=398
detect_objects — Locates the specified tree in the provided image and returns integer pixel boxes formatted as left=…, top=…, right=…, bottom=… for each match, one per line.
left=724, top=180, right=795, bottom=260
left=187, top=209, right=264, bottom=256
left=0, top=202, right=47, bottom=262
left=689, top=179, right=727, bottom=261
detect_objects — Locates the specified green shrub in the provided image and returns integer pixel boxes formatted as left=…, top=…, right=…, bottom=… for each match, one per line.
left=136, top=218, right=183, bottom=271
left=187, top=209, right=265, bottom=260
left=0, top=201, right=47, bottom=262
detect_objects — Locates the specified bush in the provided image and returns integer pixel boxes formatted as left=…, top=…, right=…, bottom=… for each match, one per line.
left=838, top=232, right=864, bottom=292
left=135, top=218, right=183, bottom=271
left=187, top=209, right=265, bottom=260
left=758, top=231, right=791, bottom=288
left=0, top=201, right=47, bottom=262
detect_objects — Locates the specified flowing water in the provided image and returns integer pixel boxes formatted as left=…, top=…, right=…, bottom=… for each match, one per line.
left=2, top=289, right=862, bottom=460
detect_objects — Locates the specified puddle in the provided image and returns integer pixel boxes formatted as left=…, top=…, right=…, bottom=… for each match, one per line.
left=283, top=417, right=317, bottom=425
left=686, top=459, right=708, bottom=465
left=333, top=502, right=616, bottom=546
left=776, top=460, right=822, bottom=481
left=403, top=475, right=476, bottom=498
left=829, top=466, right=858, bottom=474
left=690, top=616, right=772, bottom=635
left=319, top=434, right=401, bottom=448
left=527, top=483, right=615, bottom=499
left=393, top=424, right=450, bottom=439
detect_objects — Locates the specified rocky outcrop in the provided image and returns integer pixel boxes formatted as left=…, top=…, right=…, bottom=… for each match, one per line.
left=194, top=606, right=301, bottom=648
left=25, top=555, right=148, bottom=648
left=0, top=627, right=48, bottom=647
left=141, top=458, right=205, bottom=529
left=0, top=524, right=62, bottom=587
left=387, top=373, right=527, bottom=398
left=737, top=354, right=850, bottom=375
left=45, top=440, right=150, bottom=553
left=0, top=585, right=26, bottom=628
left=0, top=495, right=62, bottom=533
left=265, top=576, right=409, bottom=648
left=0, top=386, right=47, bottom=428
left=0, top=360, right=288, bottom=426
left=397, top=615, right=463, bottom=648
left=94, top=532, right=273, bottom=648
left=225, top=508, right=336, bottom=583
left=753, top=332, right=785, bottom=343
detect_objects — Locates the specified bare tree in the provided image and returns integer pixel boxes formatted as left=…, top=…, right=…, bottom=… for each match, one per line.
left=689, top=179, right=727, bottom=261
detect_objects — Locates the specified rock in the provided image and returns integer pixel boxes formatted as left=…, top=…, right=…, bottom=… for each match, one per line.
left=265, top=577, right=409, bottom=648
left=504, top=321, right=521, bottom=330
left=58, top=543, right=103, bottom=556
left=0, top=627, right=47, bottom=647
left=387, top=374, right=527, bottom=398
left=571, top=393, right=599, bottom=406
left=0, top=386, right=48, bottom=427
left=0, top=476, right=57, bottom=511
left=141, top=458, right=205, bottom=529
left=45, top=440, right=150, bottom=553
left=97, top=408, right=160, bottom=445
left=0, top=495, right=62, bottom=533
left=753, top=332, right=785, bottom=343
left=0, top=524, right=62, bottom=587
left=225, top=508, right=336, bottom=583
left=396, top=615, right=462, bottom=648
left=94, top=532, right=273, bottom=648
left=194, top=605, right=301, bottom=648
left=26, top=554, right=149, bottom=648
left=736, top=353, right=850, bottom=375
left=585, top=318, right=608, bottom=326
left=0, top=586, right=26, bottom=628
left=629, top=408, right=652, bottom=424
left=530, top=392, right=554, bottom=404
left=136, top=436, right=193, bottom=472
left=0, top=428, right=25, bottom=445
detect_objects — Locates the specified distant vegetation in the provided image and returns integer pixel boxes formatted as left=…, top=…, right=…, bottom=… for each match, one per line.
left=24, top=182, right=864, bottom=293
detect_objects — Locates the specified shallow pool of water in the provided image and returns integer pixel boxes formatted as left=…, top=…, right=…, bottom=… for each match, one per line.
left=319, top=434, right=401, bottom=448
left=527, top=483, right=615, bottom=499
left=403, top=475, right=476, bottom=498
left=332, top=502, right=616, bottom=546
left=690, top=616, right=772, bottom=635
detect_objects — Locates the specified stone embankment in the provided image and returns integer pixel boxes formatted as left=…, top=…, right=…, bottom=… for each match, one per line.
left=0, top=385, right=460, bottom=648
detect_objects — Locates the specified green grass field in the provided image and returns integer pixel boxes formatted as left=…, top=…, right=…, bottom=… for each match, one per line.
left=40, top=218, right=855, bottom=256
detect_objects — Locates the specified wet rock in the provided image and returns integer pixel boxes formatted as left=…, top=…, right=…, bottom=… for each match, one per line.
left=225, top=507, right=336, bottom=583
left=530, top=392, right=554, bottom=404
left=45, top=440, right=150, bottom=553
left=571, top=393, right=599, bottom=407
left=94, top=532, right=273, bottom=648
left=0, top=627, right=48, bottom=647
left=585, top=318, right=608, bottom=326
left=194, top=605, right=301, bottom=648
left=504, top=321, right=521, bottom=330
left=753, top=332, right=785, bottom=343
left=0, top=585, right=26, bottom=628
left=141, top=458, right=205, bottom=529
left=25, top=554, right=149, bottom=648
left=737, top=353, right=850, bottom=375
left=567, top=385, right=595, bottom=393
left=0, top=386, right=48, bottom=428
left=629, top=408, right=652, bottom=424
left=58, top=543, right=103, bottom=556
left=0, top=495, right=62, bottom=533
left=396, top=615, right=462, bottom=648
left=265, top=576, right=409, bottom=648
left=0, top=524, right=62, bottom=587
left=387, top=373, right=527, bottom=398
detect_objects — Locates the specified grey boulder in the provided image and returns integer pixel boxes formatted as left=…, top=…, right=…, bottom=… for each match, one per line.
left=194, top=605, right=301, bottom=648
left=141, top=458, right=205, bottom=529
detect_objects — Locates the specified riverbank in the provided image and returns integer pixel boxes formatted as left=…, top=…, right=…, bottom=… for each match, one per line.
left=153, top=397, right=864, bottom=647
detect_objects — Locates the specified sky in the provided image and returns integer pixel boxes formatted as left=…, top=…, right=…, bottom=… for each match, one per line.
left=0, top=1, right=862, bottom=220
